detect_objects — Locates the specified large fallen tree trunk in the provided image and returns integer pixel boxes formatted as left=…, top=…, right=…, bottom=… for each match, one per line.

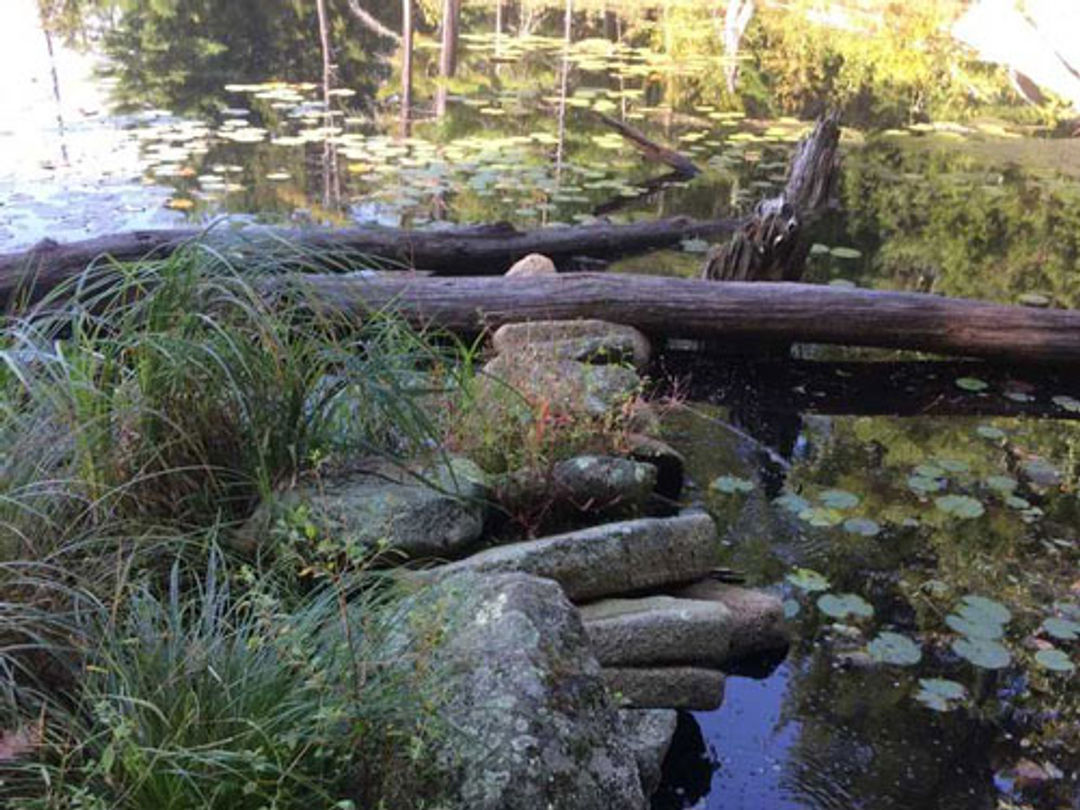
left=274, top=272, right=1080, bottom=364
left=0, top=217, right=737, bottom=310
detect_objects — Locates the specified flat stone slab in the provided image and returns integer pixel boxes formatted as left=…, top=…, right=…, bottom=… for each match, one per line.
left=602, top=667, right=726, bottom=710
left=421, top=512, right=722, bottom=602
left=235, top=456, right=487, bottom=561
left=580, top=595, right=734, bottom=668
left=491, top=319, right=652, bottom=370
left=669, top=580, right=790, bottom=661
left=619, top=709, right=677, bottom=798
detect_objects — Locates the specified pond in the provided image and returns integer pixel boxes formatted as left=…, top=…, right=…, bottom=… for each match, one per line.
left=5, top=0, right=1079, bottom=807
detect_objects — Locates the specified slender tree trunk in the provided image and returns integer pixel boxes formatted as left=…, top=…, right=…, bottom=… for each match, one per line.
left=402, top=0, right=414, bottom=136
left=436, top=0, right=460, bottom=116
left=39, top=5, right=69, bottom=165
left=554, top=0, right=572, bottom=181
left=315, top=0, right=340, bottom=209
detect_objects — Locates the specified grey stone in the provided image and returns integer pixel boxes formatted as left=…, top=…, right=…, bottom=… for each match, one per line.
left=420, top=512, right=722, bottom=602
left=505, top=252, right=557, bottom=277
left=619, top=709, right=677, bottom=798
left=602, top=667, right=726, bottom=710
left=669, top=580, right=790, bottom=661
left=580, top=595, right=735, bottom=668
left=482, top=355, right=641, bottom=419
left=387, top=572, right=646, bottom=810
left=494, top=455, right=657, bottom=531
left=491, top=320, right=652, bottom=370
left=236, top=456, right=488, bottom=561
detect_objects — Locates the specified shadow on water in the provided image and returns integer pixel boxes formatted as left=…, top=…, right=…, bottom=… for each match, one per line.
left=651, top=353, right=1080, bottom=810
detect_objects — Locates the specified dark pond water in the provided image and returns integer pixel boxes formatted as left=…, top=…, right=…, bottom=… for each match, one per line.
left=5, top=0, right=1079, bottom=807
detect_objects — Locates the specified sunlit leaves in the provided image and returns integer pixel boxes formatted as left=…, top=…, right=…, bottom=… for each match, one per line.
left=785, top=568, right=830, bottom=592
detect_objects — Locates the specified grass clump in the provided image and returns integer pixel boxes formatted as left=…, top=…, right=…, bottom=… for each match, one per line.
left=0, top=242, right=468, bottom=808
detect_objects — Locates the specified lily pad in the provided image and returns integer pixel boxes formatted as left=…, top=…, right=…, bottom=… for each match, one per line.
left=817, top=593, right=874, bottom=620
left=1018, top=292, right=1050, bottom=308
left=908, top=475, right=945, bottom=494
left=680, top=237, right=710, bottom=253
left=820, top=489, right=859, bottom=509
left=1043, top=617, right=1080, bottom=641
left=945, top=613, right=1004, bottom=640
left=934, top=495, right=985, bottom=519
left=952, top=637, right=1011, bottom=669
left=799, top=506, right=843, bottom=527
left=1003, top=391, right=1034, bottom=403
left=782, top=599, right=801, bottom=619
left=985, top=475, right=1019, bottom=493
left=955, top=377, right=989, bottom=392
left=1033, top=648, right=1075, bottom=673
left=1051, top=395, right=1080, bottom=413
left=958, top=595, right=1012, bottom=626
left=867, top=632, right=922, bottom=665
left=774, top=492, right=811, bottom=514
left=976, top=425, right=1006, bottom=440
left=710, top=475, right=755, bottom=494
left=843, top=517, right=881, bottom=537
left=785, top=567, right=830, bottom=593
left=914, top=678, right=966, bottom=711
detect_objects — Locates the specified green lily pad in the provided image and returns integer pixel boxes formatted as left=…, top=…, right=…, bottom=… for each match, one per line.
left=809, top=243, right=831, bottom=256
left=936, top=459, right=969, bottom=473
left=799, top=507, right=844, bottom=527
left=680, top=237, right=710, bottom=253
left=785, top=567, right=830, bottom=593
left=1043, top=617, right=1080, bottom=641
left=976, top=425, right=1006, bottom=440
left=710, top=475, right=755, bottom=494
left=914, top=463, right=946, bottom=478
left=1003, top=390, right=1034, bottom=403
left=867, top=632, right=922, bottom=665
left=935, top=495, right=985, bottom=519
left=952, top=637, right=1011, bottom=669
left=1034, top=648, right=1075, bottom=673
left=1018, top=292, right=1050, bottom=308
left=955, top=377, right=989, bottom=392
left=1051, top=395, right=1080, bottom=413
left=820, top=489, right=859, bottom=509
left=907, top=475, right=945, bottom=494
left=782, top=599, right=801, bottom=619
left=985, top=475, right=1019, bottom=493
left=843, top=517, right=881, bottom=537
left=958, top=595, right=1012, bottom=626
left=774, top=492, right=811, bottom=514
left=946, top=613, right=1004, bottom=640
left=914, top=678, right=966, bottom=711
left=1005, top=495, right=1031, bottom=509
left=817, top=593, right=874, bottom=620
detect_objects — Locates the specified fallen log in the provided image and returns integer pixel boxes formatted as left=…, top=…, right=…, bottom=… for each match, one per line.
left=595, top=113, right=701, bottom=177
left=274, top=272, right=1080, bottom=364
left=0, top=216, right=736, bottom=311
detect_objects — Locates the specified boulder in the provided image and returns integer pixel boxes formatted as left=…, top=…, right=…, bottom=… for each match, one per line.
left=505, top=252, right=557, bottom=277
left=482, top=354, right=641, bottom=419
left=418, top=512, right=722, bottom=602
left=669, top=580, right=790, bottom=662
left=579, top=596, right=734, bottom=668
left=602, top=667, right=726, bottom=710
left=619, top=709, right=677, bottom=798
left=388, top=572, right=646, bottom=810
left=494, top=455, right=658, bottom=534
left=491, top=320, right=652, bottom=370
left=235, top=456, right=488, bottom=561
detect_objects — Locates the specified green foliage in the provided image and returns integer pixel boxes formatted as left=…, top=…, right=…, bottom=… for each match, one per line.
left=0, top=552, right=446, bottom=809
left=0, top=243, right=455, bottom=562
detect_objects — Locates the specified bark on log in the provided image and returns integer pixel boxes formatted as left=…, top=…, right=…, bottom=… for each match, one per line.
left=596, top=113, right=701, bottom=177
left=273, top=272, right=1080, bottom=364
left=0, top=217, right=736, bottom=310
left=702, top=112, right=840, bottom=282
